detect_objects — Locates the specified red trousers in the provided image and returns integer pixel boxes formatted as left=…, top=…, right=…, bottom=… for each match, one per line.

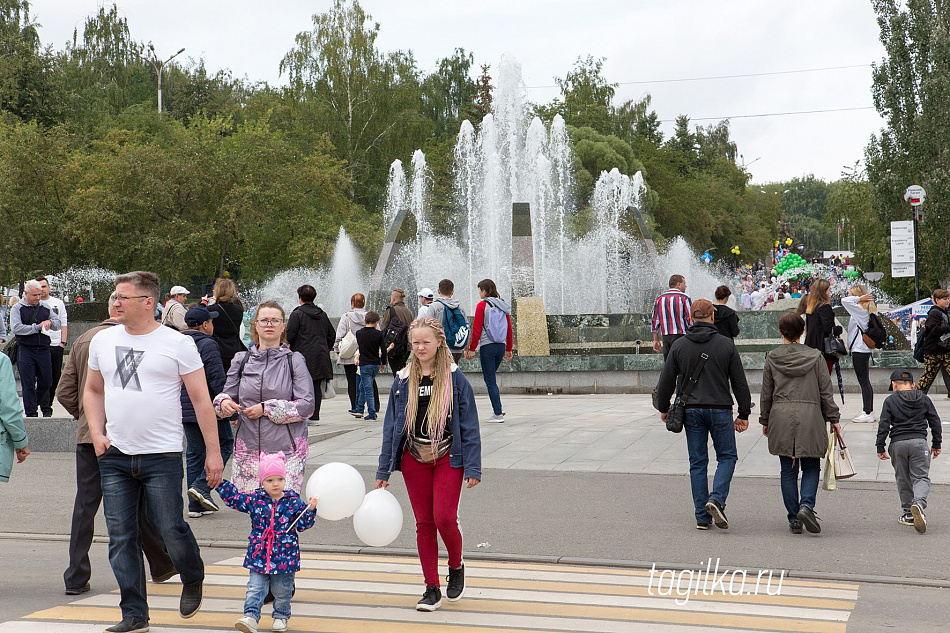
left=400, top=449, right=464, bottom=587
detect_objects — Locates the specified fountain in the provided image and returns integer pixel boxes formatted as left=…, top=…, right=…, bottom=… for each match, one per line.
left=374, top=54, right=674, bottom=316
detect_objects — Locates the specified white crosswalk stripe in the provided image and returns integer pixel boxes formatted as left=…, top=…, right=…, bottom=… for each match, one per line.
left=4, top=552, right=858, bottom=633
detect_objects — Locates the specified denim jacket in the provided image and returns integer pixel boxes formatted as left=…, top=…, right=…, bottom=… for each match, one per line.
left=376, top=365, right=482, bottom=482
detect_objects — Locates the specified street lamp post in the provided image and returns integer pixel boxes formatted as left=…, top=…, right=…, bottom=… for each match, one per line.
left=145, top=45, right=185, bottom=114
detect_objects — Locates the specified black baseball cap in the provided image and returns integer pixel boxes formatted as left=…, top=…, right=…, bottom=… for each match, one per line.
left=185, top=305, right=218, bottom=326
left=888, top=369, right=915, bottom=390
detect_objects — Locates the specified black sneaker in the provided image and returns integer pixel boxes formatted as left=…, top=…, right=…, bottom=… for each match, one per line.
left=705, top=499, right=729, bottom=529
left=416, top=585, right=442, bottom=612
left=898, top=512, right=915, bottom=526
left=788, top=520, right=803, bottom=534
left=696, top=522, right=710, bottom=530
left=911, top=503, right=927, bottom=534
left=187, top=488, right=219, bottom=512
left=446, top=564, right=465, bottom=601
left=179, top=579, right=203, bottom=618
left=104, top=617, right=149, bottom=632
left=797, top=504, right=821, bottom=534
left=65, top=582, right=91, bottom=595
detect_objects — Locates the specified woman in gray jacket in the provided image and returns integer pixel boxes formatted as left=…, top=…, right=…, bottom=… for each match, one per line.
left=760, top=312, right=841, bottom=534
left=215, top=301, right=315, bottom=494
left=335, top=293, right=378, bottom=412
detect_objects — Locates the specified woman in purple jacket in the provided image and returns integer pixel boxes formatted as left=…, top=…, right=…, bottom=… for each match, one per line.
left=215, top=301, right=315, bottom=494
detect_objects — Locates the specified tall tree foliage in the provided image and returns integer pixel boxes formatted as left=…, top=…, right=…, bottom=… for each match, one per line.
left=866, top=0, right=950, bottom=298
left=280, top=0, right=427, bottom=206
left=0, top=0, right=64, bottom=125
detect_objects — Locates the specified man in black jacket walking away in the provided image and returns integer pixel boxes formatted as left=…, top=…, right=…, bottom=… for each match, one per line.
left=287, top=284, right=335, bottom=423
left=655, top=299, right=752, bottom=531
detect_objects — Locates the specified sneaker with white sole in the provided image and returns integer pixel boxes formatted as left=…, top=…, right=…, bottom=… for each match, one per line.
left=486, top=414, right=505, bottom=423
left=416, top=585, right=442, bottom=611
left=187, top=488, right=219, bottom=512
left=187, top=510, right=215, bottom=518
left=852, top=412, right=875, bottom=423
left=898, top=512, right=915, bottom=526
left=911, top=503, right=927, bottom=534
left=271, top=618, right=288, bottom=632
left=446, top=564, right=465, bottom=601
left=705, top=499, right=729, bottom=529
left=234, top=615, right=258, bottom=633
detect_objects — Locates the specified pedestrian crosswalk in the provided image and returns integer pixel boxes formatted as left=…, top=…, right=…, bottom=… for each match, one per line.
left=4, top=552, right=857, bottom=632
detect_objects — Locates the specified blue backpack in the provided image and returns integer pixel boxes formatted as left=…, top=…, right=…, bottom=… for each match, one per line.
left=438, top=300, right=470, bottom=351
left=913, top=325, right=925, bottom=363
left=483, top=302, right=509, bottom=344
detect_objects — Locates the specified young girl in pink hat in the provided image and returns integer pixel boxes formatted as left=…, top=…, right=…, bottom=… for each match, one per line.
left=217, top=451, right=317, bottom=633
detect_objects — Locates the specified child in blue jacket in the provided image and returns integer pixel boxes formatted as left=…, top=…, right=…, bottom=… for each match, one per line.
left=217, top=451, right=317, bottom=633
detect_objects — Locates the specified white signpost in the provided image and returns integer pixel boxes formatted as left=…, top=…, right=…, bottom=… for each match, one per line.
left=891, top=220, right=915, bottom=278
left=900, top=185, right=925, bottom=299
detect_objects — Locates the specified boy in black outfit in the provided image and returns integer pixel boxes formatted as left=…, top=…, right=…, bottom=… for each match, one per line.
left=876, top=369, right=942, bottom=534
left=349, top=311, right=387, bottom=421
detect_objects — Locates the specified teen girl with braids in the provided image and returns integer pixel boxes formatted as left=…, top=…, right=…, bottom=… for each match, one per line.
left=375, top=317, right=482, bottom=612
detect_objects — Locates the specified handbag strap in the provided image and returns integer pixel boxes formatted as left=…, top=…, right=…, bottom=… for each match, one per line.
left=833, top=426, right=847, bottom=449
left=677, top=348, right=710, bottom=402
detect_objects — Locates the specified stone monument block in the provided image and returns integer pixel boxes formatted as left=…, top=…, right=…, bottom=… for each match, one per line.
left=515, top=296, right=550, bottom=356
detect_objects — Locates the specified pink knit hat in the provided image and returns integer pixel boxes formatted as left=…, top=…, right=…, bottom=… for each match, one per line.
left=258, top=451, right=286, bottom=482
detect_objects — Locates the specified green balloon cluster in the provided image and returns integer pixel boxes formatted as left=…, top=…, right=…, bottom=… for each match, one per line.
left=843, top=269, right=860, bottom=279
left=775, top=253, right=810, bottom=277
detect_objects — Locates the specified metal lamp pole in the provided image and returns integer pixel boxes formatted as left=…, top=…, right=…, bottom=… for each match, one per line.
left=146, top=45, right=185, bottom=114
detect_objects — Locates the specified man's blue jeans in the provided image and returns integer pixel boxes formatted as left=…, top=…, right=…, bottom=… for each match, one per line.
left=182, top=420, right=234, bottom=512
left=98, top=447, right=204, bottom=620
left=684, top=408, right=738, bottom=524
left=779, top=456, right=820, bottom=522
left=244, top=570, right=295, bottom=621
left=479, top=342, right=506, bottom=415
left=356, top=364, right=380, bottom=417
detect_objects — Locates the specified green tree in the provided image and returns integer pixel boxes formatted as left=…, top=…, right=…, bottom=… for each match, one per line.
left=778, top=176, right=836, bottom=255
left=866, top=0, right=950, bottom=299
left=0, top=0, right=65, bottom=125
left=280, top=0, right=426, bottom=207
left=420, top=47, right=477, bottom=137
left=825, top=164, right=880, bottom=271
left=0, top=116, right=72, bottom=283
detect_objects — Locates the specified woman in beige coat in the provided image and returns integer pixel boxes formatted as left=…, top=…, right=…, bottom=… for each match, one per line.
left=760, top=312, right=841, bottom=534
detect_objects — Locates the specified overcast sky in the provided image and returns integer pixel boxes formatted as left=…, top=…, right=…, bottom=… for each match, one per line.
left=33, top=0, right=887, bottom=184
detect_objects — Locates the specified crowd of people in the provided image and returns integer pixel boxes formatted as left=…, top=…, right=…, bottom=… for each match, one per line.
left=0, top=271, right=507, bottom=631
left=651, top=273, right=942, bottom=537
left=1, top=265, right=946, bottom=631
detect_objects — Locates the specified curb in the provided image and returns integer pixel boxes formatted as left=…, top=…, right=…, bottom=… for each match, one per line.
left=4, top=532, right=948, bottom=590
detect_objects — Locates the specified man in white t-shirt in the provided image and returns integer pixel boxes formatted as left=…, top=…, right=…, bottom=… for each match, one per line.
left=85, top=271, right=223, bottom=633
left=38, top=276, right=67, bottom=417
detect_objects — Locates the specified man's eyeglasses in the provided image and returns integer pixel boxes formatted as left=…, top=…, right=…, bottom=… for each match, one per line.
left=114, top=295, right=149, bottom=302
left=256, top=319, right=284, bottom=326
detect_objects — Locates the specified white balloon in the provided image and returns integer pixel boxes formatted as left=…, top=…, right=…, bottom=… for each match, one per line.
left=306, top=462, right=366, bottom=521
left=353, top=489, right=403, bottom=547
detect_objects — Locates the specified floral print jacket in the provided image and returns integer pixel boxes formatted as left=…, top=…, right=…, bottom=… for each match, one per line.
left=214, top=345, right=315, bottom=493
left=217, top=479, right=316, bottom=574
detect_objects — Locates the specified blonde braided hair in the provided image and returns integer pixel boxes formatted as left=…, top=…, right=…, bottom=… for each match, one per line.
left=404, top=317, right=454, bottom=443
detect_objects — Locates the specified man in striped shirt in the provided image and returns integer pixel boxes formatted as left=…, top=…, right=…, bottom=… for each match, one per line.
left=651, top=275, right=692, bottom=360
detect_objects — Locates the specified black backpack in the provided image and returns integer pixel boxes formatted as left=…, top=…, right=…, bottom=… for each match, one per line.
left=863, top=313, right=888, bottom=348
left=913, top=326, right=926, bottom=363
left=382, top=306, right=410, bottom=356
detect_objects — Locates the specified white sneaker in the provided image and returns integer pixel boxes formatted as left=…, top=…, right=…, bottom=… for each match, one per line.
left=234, top=615, right=258, bottom=633
left=486, top=414, right=505, bottom=423
left=852, top=412, right=875, bottom=423
left=271, top=619, right=288, bottom=632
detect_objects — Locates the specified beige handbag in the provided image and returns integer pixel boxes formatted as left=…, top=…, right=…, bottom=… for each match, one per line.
left=338, top=315, right=358, bottom=359
left=822, top=432, right=837, bottom=491
left=833, top=427, right=857, bottom=479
